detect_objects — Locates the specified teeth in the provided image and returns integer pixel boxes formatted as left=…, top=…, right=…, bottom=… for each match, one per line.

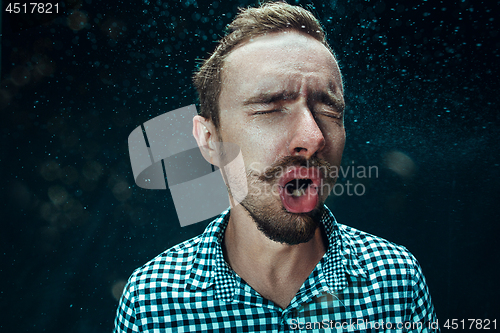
left=291, top=188, right=306, bottom=197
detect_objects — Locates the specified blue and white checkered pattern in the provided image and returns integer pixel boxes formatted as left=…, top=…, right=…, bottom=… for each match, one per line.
left=114, top=206, right=439, bottom=332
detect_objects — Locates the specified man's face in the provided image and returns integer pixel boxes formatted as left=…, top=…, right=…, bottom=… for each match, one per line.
left=218, top=30, right=345, bottom=245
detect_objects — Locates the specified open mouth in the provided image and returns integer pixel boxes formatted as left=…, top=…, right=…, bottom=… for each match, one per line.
left=278, top=167, right=322, bottom=213
left=284, top=178, right=314, bottom=197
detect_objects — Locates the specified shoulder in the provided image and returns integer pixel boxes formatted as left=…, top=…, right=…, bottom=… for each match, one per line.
left=114, top=233, right=214, bottom=331
left=338, top=223, right=420, bottom=277
left=124, top=211, right=228, bottom=295
left=334, top=223, right=438, bottom=326
left=127, top=234, right=202, bottom=291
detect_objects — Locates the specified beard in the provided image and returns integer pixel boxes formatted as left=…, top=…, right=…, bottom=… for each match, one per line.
left=241, top=196, right=324, bottom=245
left=236, top=156, right=335, bottom=245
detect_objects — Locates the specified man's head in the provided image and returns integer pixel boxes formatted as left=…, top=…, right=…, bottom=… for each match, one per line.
left=193, top=1, right=337, bottom=132
left=193, top=1, right=345, bottom=245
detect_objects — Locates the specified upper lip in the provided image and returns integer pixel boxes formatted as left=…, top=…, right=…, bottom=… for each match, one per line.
left=278, top=166, right=322, bottom=188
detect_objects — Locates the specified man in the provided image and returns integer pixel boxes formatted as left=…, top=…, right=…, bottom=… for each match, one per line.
left=115, top=2, right=439, bottom=332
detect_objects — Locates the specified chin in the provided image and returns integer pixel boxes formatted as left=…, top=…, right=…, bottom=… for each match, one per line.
left=240, top=197, right=325, bottom=245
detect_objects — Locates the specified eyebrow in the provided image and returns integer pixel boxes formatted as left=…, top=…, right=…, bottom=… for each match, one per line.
left=242, top=88, right=345, bottom=113
left=242, top=90, right=299, bottom=106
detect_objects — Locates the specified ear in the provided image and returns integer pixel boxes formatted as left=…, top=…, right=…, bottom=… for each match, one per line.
left=193, top=115, right=221, bottom=167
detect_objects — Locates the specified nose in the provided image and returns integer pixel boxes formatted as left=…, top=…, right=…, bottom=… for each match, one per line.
left=288, top=106, right=325, bottom=159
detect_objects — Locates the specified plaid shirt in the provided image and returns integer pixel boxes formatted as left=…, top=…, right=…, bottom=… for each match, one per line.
left=114, top=206, right=439, bottom=332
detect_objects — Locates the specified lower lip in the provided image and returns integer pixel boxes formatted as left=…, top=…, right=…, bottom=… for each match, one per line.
left=279, top=184, right=319, bottom=213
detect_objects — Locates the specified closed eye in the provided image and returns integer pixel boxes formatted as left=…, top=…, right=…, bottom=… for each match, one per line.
left=313, top=103, right=343, bottom=117
left=316, top=111, right=342, bottom=119
left=254, top=107, right=284, bottom=115
left=254, top=108, right=283, bottom=115
left=314, top=109, right=344, bottom=126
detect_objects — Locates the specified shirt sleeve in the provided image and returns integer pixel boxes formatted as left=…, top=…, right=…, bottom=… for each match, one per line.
left=114, top=277, right=140, bottom=333
left=409, top=254, right=440, bottom=333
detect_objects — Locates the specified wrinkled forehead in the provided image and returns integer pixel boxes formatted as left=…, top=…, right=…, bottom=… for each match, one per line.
left=227, top=29, right=335, bottom=59
left=221, top=30, right=343, bottom=95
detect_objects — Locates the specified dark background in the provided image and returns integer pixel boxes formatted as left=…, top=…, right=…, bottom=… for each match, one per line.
left=1, top=0, right=498, bottom=331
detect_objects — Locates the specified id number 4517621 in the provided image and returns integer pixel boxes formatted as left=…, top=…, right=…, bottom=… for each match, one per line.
left=443, top=319, right=496, bottom=330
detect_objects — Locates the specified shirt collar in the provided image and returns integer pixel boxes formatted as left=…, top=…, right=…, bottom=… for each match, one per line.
left=186, top=209, right=236, bottom=301
left=186, top=206, right=368, bottom=301
left=320, top=206, right=368, bottom=293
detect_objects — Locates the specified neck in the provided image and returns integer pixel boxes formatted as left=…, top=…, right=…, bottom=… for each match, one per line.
left=223, top=205, right=327, bottom=309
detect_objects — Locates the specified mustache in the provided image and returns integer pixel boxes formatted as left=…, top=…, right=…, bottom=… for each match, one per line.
left=252, top=156, right=336, bottom=183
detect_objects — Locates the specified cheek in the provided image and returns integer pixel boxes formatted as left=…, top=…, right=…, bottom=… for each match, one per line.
left=324, top=123, right=345, bottom=143
left=222, top=120, right=290, bottom=165
left=323, top=128, right=346, bottom=158
left=241, top=137, right=283, bottom=169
